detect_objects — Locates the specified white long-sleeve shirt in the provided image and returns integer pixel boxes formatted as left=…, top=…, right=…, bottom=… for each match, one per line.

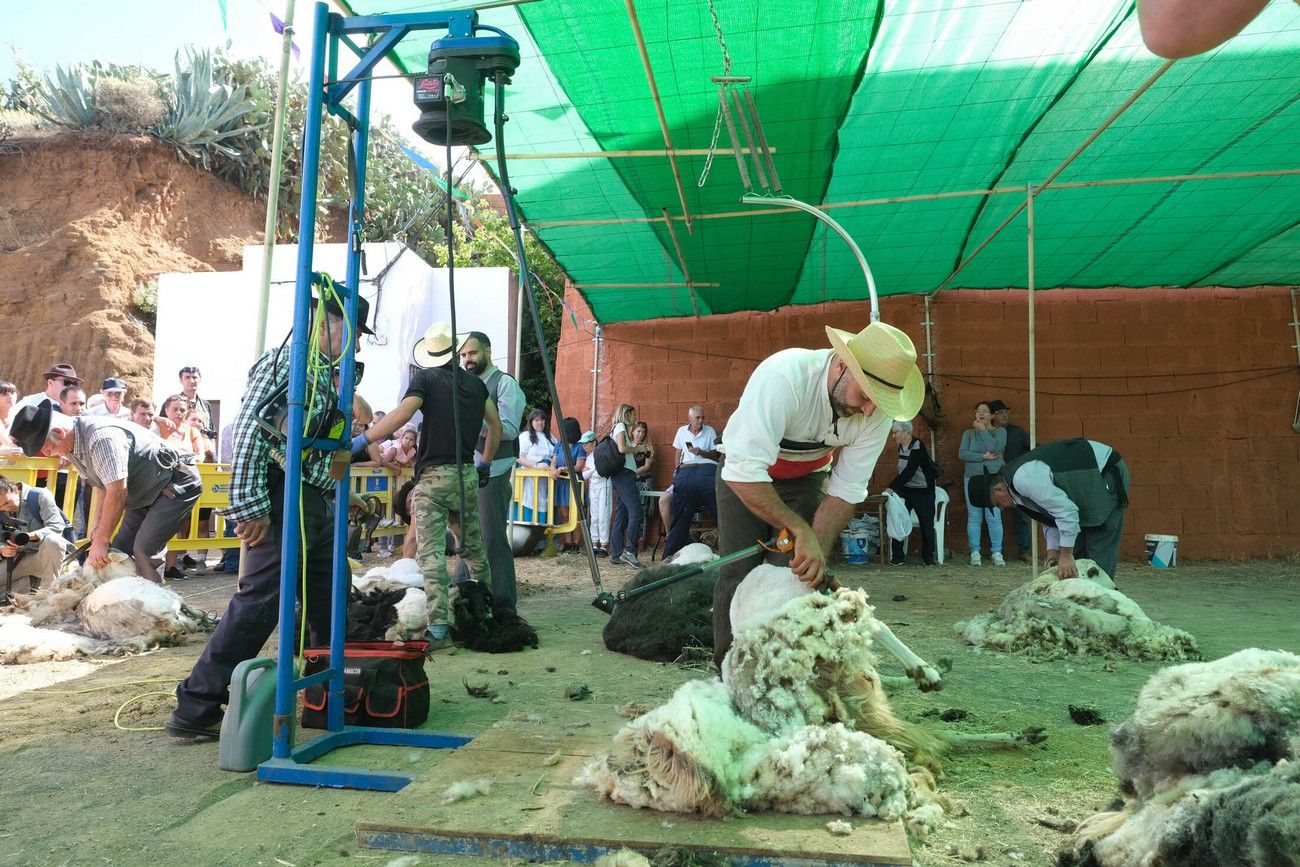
left=1007, top=440, right=1113, bottom=550
left=720, top=348, right=890, bottom=504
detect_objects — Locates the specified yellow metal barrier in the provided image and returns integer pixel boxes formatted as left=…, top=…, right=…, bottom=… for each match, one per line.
left=510, top=467, right=583, bottom=554
left=350, top=465, right=415, bottom=538
left=0, top=456, right=81, bottom=521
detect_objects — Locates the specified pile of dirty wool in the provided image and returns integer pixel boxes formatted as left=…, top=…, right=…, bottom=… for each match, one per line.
left=955, top=559, right=1201, bottom=661
left=1060, top=648, right=1300, bottom=866
left=0, top=554, right=216, bottom=664
left=579, top=565, right=953, bottom=836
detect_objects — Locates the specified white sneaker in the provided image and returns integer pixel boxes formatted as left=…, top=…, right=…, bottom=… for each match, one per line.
left=970, top=552, right=982, bottom=566
left=991, top=552, right=1006, bottom=567
left=618, top=550, right=646, bottom=568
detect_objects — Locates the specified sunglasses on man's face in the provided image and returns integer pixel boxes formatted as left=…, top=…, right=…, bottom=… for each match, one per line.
left=63, top=379, right=80, bottom=386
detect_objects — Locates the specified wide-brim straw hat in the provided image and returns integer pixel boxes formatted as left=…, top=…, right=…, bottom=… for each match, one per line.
left=412, top=321, right=462, bottom=368
left=825, top=321, right=924, bottom=421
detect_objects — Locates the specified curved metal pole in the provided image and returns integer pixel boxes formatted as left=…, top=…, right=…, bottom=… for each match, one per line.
left=741, top=194, right=879, bottom=321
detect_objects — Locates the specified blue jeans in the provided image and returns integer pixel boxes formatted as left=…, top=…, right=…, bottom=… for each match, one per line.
left=964, top=475, right=1003, bottom=555
left=663, top=464, right=717, bottom=559
left=608, top=469, right=643, bottom=559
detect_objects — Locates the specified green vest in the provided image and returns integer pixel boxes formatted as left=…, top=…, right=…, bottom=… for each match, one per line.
left=1003, top=438, right=1121, bottom=528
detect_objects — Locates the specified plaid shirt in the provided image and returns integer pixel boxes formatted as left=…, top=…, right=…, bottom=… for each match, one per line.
left=224, top=348, right=337, bottom=524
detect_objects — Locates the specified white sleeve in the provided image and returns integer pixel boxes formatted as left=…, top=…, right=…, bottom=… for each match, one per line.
left=1044, top=525, right=1061, bottom=551
left=671, top=426, right=688, bottom=450
left=1010, top=461, right=1080, bottom=548
left=719, top=370, right=799, bottom=485
left=826, top=412, right=890, bottom=503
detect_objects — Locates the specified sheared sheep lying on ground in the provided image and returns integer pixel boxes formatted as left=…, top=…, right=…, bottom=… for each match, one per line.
left=602, top=543, right=717, bottom=662
left=350, top=558, right=428, bottom=641
left=956, top=559, right=1201, bottom=661
left=0, top=552, right=216, bottom=663
left=1060, top=648, right=1300, bottom=866
left=581, top=565, right=1040, bottom=833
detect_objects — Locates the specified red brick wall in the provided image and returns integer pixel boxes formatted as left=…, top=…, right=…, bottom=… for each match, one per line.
left=554, top=284, right=1300, bottom=560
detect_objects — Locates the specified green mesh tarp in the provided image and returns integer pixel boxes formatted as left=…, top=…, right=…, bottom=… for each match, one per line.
left=338, top=0, right=1300, bottom=322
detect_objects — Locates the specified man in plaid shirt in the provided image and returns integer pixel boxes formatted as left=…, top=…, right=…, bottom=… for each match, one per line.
left=168, top=291, right=373, bottom=740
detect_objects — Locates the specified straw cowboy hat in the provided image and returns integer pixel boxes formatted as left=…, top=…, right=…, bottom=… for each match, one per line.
left=412, top=321, right=463, bottom=368
left=825, top=321, right=924, bottom=421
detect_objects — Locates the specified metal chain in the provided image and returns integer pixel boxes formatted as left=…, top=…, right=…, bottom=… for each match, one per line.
left=697, top=0, right=733, bottom=188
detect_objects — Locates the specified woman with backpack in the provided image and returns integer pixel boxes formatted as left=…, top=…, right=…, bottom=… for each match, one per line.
left=881, top=420, right=938, bottom=567
left=607, top=404, right=646, bottom=568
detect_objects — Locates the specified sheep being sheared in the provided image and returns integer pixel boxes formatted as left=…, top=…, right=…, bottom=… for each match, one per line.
left=956, top=558, right=1201, bottom=661
left=1, top=553, right=214, bottom=662
left=576, top=677, right=949, bottom=834
left=602, top=544, right=718, bottom=662
left=1058, top=648, right=1300, bottom=866
left=724, top=565, right=1044, bottom=772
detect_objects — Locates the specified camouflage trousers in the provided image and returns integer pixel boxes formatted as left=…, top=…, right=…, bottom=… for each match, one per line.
left=412, top=464, right=492, bottom=626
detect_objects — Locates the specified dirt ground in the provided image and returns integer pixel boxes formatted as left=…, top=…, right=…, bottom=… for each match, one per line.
left=0, top=552, right=1296, bottom=867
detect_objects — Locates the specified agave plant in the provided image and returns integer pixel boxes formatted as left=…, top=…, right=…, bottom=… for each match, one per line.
left=153, top=49, right=264, bottom=167
left=35, top=64, right=98, bottom=128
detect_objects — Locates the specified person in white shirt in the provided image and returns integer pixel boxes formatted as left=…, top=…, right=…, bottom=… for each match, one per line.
left=578, top=431, right=610, bottom=556
left=712, top=320, right=924, bottom=669
left=968, top=438, right=1129, bottom=581
left=15, top=363, right=82, bottom=414
left=89, top=378, right=133, bottom=420
left=662, top=405, right=721, bottom=559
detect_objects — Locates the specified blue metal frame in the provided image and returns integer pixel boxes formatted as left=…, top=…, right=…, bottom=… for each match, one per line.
left=257, top=0, right=493, bottom=793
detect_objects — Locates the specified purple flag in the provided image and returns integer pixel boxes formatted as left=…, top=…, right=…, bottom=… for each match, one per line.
left=269, top=12, right=301, bottom=60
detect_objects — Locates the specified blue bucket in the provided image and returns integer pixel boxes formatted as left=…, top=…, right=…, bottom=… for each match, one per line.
left=840, top=525, right=874, bottom=565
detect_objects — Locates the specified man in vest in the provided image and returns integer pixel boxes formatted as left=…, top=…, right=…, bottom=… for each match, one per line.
left=713, top=321, right=924, bottom=669
left=458, top=331, right=527, bottom=625
left=8, top=399, right=201, bottom=584
left=967, top=437, right=1129, bottom=581
left=355, top=322, right=502, bottom=648
left=168, top=286, right=373, bottom=739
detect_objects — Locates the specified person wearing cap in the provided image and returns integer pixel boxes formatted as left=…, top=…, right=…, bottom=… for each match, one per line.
left=14, top=363, right=83, bottom=414
left=989, top=399, right=1032, bottom=560
left=168, top=285, right=372, bottom=739
left=355, top=321, right=502, bottom=648
left=579, top=430, right=610, bottom=556
left=458, top=331, right=526, bottom=622
left=662, top=405, right=721, bottom=560
left=7, top=399, right=201, bottom=583
left=712, top=321, right=924, bottom=669
left=967, top=437, right=1130, bottom=581
left=90, top=378, right=132, bottom=420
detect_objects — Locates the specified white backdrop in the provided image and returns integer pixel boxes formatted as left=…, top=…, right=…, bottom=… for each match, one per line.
left=154, top=243, right=516, bottom=432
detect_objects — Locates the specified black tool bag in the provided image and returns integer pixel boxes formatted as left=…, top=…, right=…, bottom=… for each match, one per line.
left=300, top=640, right=430, bottom=730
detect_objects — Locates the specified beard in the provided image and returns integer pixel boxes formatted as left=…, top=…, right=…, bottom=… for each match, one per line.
left=463, top=360, right=483, bottom=376
left=829, top=370, right=856, bottom=418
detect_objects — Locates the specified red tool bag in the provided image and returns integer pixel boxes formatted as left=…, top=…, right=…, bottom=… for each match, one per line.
left=300, top=640, right=430, bottom=730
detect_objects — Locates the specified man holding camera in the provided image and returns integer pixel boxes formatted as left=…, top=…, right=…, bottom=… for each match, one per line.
left=0, top=474, right=73, bottom=598
left=662, top=405, right=721, bottom=559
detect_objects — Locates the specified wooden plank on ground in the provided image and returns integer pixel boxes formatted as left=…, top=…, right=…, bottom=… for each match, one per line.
left=354, top=718, right=912, bottom=866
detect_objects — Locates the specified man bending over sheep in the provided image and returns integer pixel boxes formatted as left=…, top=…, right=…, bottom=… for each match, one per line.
left=712, top=321, right=924, bottom=669
left=968, top=437, right=1129, bottom=580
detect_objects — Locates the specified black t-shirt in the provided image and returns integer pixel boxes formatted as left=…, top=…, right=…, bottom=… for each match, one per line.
left=405, top=364, right=488, bottom=473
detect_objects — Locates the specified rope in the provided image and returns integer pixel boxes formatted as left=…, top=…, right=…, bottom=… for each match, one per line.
left=696, top=0, right=733, bottom=188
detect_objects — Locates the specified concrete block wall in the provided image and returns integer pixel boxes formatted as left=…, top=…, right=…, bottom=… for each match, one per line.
left=553, top=284, right=1300, bottom=560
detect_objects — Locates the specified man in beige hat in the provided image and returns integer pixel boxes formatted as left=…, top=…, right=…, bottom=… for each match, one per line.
left=712, top=320, right=924, bottom=669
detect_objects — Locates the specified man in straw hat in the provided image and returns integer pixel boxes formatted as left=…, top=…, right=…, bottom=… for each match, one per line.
left=356, top=321, right=502, bottom=648
left=169, top=279, right=372, bottom=739
left=967, top=437, right=1129, bottom=581
left=712, top=320, right=924, bottom=669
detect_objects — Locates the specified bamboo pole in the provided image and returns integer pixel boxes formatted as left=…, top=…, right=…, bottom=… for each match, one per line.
left=575, top=282, right=719, bottom=289
left=254, top=0, right=298, bottom=356
left=529, top=166, right=1299, bottom=229
left=487, top=147, right=778, bottom=160
left=661, top=208, right=701, bottom=317
left=624, top=0, right=694, bottom=233
left=932, top=59, right=1176, bottom=295
left=1027, top=182, right=1039, bottom=574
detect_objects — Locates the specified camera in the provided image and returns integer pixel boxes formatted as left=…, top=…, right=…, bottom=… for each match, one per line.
left=0, top=518, right=31, bottom=550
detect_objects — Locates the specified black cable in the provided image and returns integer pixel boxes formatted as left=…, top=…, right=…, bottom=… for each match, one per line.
left=445, top=107, right=468, bottom=558
left=938, top=367, right=1293, bottom=398
left=493, top=70, right=603, bottom=594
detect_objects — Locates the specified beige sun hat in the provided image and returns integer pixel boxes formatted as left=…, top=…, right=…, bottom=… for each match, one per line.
left=825, top=321, right=924, bottom=421
left=412, top=321, right=464, bottom=368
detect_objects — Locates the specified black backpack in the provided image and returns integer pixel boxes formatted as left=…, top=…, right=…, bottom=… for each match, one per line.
left=592, top=435, right=624, bottom=478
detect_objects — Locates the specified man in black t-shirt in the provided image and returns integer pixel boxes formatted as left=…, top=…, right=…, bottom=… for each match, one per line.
left=356, top=323, right=502, bottom=645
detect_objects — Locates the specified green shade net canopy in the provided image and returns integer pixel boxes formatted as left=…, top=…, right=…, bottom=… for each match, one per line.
left=338, top=0, right=1300, bottom=323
